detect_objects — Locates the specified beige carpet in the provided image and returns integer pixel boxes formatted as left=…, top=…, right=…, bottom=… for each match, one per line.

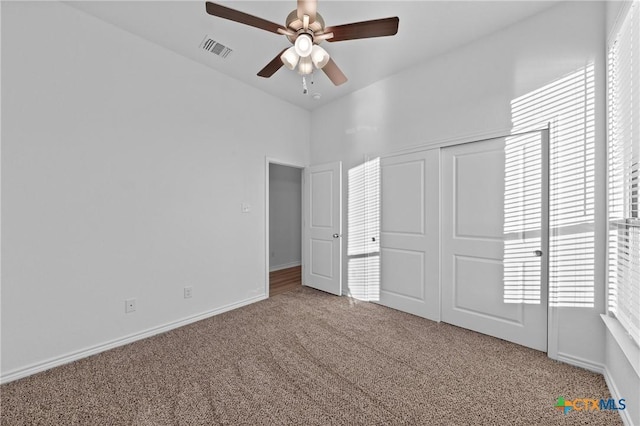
left=1, top=287, right=622, bottom=425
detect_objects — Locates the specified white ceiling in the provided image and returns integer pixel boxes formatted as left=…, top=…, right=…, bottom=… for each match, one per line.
left=66, top=1, right=560, bottom=110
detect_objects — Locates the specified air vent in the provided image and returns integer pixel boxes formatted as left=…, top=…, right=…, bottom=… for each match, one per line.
left=199, top=35, right=233, bottom=59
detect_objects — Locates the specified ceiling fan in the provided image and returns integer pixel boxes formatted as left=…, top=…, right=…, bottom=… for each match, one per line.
left=205, top=1, right=399, bottom=86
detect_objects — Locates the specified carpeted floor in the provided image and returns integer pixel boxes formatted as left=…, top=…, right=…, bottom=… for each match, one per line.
left=0, top=287, right=622, bottom=425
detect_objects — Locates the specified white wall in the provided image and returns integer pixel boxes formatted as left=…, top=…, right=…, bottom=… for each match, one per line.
left=1, top=1, right=309, bottom=380
left=310, top=1, right=608, bottom=368
left=269, top=164, right=302, bottom=271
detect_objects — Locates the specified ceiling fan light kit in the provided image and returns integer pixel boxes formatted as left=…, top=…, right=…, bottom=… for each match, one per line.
left=298, top=56, right=313, bottom=75
left=294, top=32, right=313, bottom=57
left=205, top=1, right=399, bottom=88
left=281, top=47, right=299, bottom=70
left=311, top=45, right=330, bottom=69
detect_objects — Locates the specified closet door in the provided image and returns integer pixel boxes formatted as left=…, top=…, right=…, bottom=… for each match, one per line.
left=441, top=135, right=548, bottom=351
left=378, top=149, right=440, bottom=320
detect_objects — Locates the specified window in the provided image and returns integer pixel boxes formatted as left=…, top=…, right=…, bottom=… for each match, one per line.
left=608, top=1, right=640, bottom=347
left=511, top=63, right=596, bottom=308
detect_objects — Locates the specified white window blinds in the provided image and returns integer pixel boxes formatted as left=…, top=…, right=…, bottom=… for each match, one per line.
left=608, top=1, right=640, bottom=346
left=511, top=63, right=596, bottom=308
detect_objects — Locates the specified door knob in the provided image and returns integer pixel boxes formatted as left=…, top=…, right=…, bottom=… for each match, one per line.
left=534, top=250, right=543, bottom=257
left=333, top=233, right=340, bottom=238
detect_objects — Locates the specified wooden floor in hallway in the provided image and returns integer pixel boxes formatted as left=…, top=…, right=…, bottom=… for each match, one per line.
left=269, top=265, right=302, bottom=296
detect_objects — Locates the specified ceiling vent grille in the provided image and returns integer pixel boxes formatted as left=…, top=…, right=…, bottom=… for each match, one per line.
left=200, top=35, right=233, bottom=59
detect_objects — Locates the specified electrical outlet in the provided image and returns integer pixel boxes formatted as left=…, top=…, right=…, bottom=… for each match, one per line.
left=184, top=286, right=193, bottom=299
left=125, top=298, right=136, bottom=313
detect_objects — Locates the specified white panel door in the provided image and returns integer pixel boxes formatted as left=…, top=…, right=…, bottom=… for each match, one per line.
left=441, top=135, right=548, bottom=351
left=303, top=161, right=342, bottom=295
left=378, top=150, right=440, bottom=320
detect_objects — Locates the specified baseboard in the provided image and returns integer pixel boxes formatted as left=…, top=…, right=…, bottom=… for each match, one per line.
left=0, top=294, right=267, bottom=384
left=556, top=352, right=604, bottom=374
left=269, top=261, right=301, bottom=272
left=601, top=314, right=640, bottom=378
left=604, top=367, right=636, bottom=426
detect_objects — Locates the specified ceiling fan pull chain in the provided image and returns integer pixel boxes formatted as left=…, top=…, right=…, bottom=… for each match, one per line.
left=302, top=76, right=308, bottom=94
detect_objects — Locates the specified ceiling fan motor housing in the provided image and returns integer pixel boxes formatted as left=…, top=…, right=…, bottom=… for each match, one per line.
left=285, top=10, right=325, bottom=45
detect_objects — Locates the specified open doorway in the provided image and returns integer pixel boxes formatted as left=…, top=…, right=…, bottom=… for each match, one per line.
left=267, top=162, right=303, bottom=296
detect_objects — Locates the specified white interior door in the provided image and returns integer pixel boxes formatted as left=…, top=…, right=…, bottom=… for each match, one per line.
left=378, top=150, right=440, bottom=320
left=303, top=161, right=342, bottom=295
left=441, top=134, right=548, bottom=351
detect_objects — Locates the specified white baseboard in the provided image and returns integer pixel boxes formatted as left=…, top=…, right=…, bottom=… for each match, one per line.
left=0, top=294, right=267, bottom=384
left=269, top=261, right=301, bottom=272
left=601, top=315, right=640, bottom=378
left=557, top=353, right=633, bottom=424
left=604, top=367, right=636, bottom=426
left=556, top=352, right=604, bottom=374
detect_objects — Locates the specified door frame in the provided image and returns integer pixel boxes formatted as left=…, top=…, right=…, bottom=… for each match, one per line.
left=265, top=157, right=305, bottom=298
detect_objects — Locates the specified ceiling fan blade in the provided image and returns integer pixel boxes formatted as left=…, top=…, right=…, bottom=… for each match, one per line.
left=205, top=2, right=283, bottom=34
left=322, top=58, right=347, bottom=86
left=257, top=48, right=288, bottom=78
left=325, top=17, right=399, bottom=42
left=297, top=0, right=317, bottom=23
